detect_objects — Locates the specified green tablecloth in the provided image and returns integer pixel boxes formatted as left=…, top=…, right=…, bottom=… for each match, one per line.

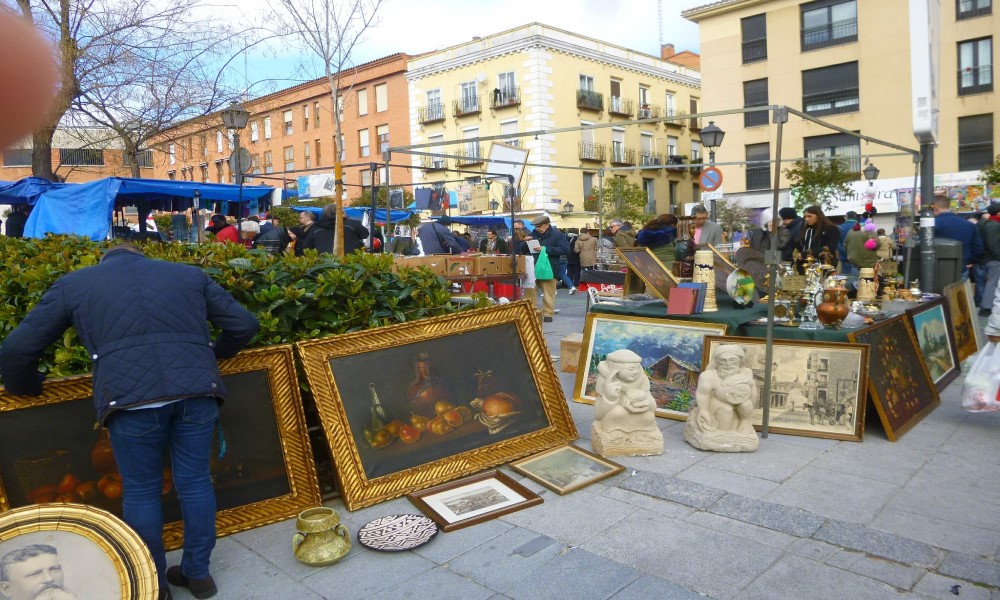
left=589, top=298, right=854, bottom=342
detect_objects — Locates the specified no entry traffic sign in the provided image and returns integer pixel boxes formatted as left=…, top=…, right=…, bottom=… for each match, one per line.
left=699, top=166, right=723, bottom=192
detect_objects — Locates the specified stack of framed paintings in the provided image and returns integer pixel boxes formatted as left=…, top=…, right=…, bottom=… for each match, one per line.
left=573, top=314, right=727, bottom=420
left=701, top=336, right=869, bottom=442
left=943, top=280, right=982, bottom=363
left=615, top=247, right=678, bottom=299
left=905, top=298, right=961, bottom=391
left=297, top=302, right=577, bottom=510
left=848, top=316, right=941, bottom=441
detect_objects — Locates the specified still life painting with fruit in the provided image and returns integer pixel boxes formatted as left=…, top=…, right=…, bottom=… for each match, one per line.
left=327, top=323, right=551, bottom=480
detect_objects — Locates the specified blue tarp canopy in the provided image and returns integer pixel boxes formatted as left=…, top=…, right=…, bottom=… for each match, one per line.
left=6, top=177, right=277, bottom=241
left=289, top=205, right=413, bottom=223
left=435, top=215, right=529, bottom=232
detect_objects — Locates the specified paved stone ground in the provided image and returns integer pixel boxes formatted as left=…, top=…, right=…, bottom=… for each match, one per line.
left=167, top=290, right=1000, bottom=600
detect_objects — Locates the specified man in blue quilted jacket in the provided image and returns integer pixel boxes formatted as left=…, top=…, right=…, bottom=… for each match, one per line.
left=0, top=243, right=258, bottom=600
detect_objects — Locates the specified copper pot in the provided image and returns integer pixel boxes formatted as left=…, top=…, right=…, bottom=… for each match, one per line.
left=816, top=287, right=850, bottom=326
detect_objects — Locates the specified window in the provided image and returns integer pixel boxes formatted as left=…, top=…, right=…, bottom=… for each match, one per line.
left=283, top=146, right=294, bottom=171
left=228, top=131, right=235, bottom=151
left=579, top=75, right=594, bottom=91
left=959, top=37, right=993, bottom=95
left=665, top=92, right=675, bottom=116
left=167, top=171, right=175, bottom=180
left=463, top=127, right=480, bottom=161
left=429, top=134, right=445, bottom=169
left=957, top=0, right=992, bottom=20
left=2, top=148, right=31, bottom=166
left=303, top=104, right=310, bottom=130
left=360, top=169, right=372, bottom=187
left=357, top=89, right=368, bottom=116
left=610, top=79, right=623, bottom=113
left=377, top=124, right=389, bottom=155
left=500, top=119, right=519, bottom=146
left=250, top=121, right=259, bottom=142
left=741, top=14, right=767, bottom=63
left=746, top=143, right=771, bottom=190
left=283, top=110, right=293, bottom=135
left=638, top=86, right=651, bottom=118
left=336, top=96, right=343, bottom=119
left=804, top=132, right=861, bottom=173
left=314, top=101, right=321, bottom=127
left=667, top=136, right=678, bottom=157
left=337, top=134, right=345, bottom=161
left=641, top=132, right=654, bottom=165
left=263, top=116, right=272, bottom=139
left=692, top=183, right=701, bottom=203
left=358, top=129, right=370, bottom=158
left=643, top=179, right=655, bottom=213
left=216, top=132, right=223, bottom=153
left=426, top=89, right=443, bottom=121
left=185, top=137, right=192, bottom=160
left=375, top=83, right=388, bottom=112
left=200, top=164, right=209, bottom=182
left=959, top=114, right=994, bottom=171
left=669, top=181, right=678, bottom=209
left=169, top=144, right=176, bottom=164
left=690, top=140, right=702, bottom=161
left=802, top=62, right=859, bottom=116
left=460, top=81, right=478, bottom=113
left=315, top=139, right=321, bottom=166
left=801, top=0, right=857, bottom=51
left=689, top=98, right=700, bottom=128
left=215, top=160, right=223, bottom=182
left=611, top=128, right=625, bottom=162
left=263, top=151, right=273, bottom=174
left=303, top=141, right=311, bottom=169
left=744, top=79, right=769, bottom=127
left=583, top=172, right=594, bottom=199
left=200, top=134, right=207, bottom=157
left=123, top=149, right=153, bottom=168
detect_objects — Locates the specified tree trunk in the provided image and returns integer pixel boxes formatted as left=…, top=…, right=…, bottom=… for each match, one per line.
left=31, top=129, right=58, bottom=181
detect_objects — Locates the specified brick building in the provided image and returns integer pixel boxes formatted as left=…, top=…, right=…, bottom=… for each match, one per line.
left=1, top=128, right=151, bottom=183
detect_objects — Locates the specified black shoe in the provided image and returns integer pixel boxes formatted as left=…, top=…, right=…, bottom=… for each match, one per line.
left=543, top=316, right=553, bottom=322
left=166, top=566, right=217, bottom=599
left=980, top=308, right=992, bottom=317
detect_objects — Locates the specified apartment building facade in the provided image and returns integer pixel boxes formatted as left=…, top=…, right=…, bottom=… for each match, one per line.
left=1, top=128, right=152, bottom=182
left=405, top=23, right=703, bottom=222
left=683, top=0, right=997, bottom=212
left=149, top=54, right=412, bottom=202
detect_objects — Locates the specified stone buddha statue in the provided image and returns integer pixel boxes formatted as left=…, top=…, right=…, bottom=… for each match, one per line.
left=684, top=344, right=760, bottom=452
left=591, top=349, right=663, bottom=457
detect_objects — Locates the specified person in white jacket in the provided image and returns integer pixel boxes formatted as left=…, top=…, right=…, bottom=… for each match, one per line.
left=986, top=276, right=1000, bottom=343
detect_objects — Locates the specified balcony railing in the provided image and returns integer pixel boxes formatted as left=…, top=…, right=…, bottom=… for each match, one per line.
left=453, top=96, right=482, bottom=117
left=958, top=65, right=994, bottom=96
left=577, top=89, right=603, bottom=111
left=637, top=104, right=662, bottom=119
left=640, top=152, right=663, bottom=168
left=610, top=147, right=636, bottom=166
left=490, top=87, right=520, bottom=109
left=690, top=159, right=703, bottom=175
left=663, top=109, right=684, bottom=127
left=746, top=166, right=771, bottom=191
left=420, top=156, right=448, bottom=171
left=455, top=146, right=484, bottom=166
left=689, top=116, right=702, bottom=130
left=801, top=18, right=858, bottom=51
left=957, top=0, right=991, bottom=20
left=803, top=88, right=859, bottom=116
left=419, top=103, right=445, bottom=124
left=744, top=107, right=770, bottom=128
left=742, top=38, right=767, bottom=64
left=608, top=97, right=634, bottom=117
left=579, top=141, right=606, bottom=162
left=666, top=154, right=686, bottom=171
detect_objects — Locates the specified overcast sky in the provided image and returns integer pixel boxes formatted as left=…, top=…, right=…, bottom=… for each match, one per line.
left=232, top=0, right=708, bottom=94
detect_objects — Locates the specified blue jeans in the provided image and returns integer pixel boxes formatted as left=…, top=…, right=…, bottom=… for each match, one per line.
left=108, top=397, right=219, bottom=586
left=555, top=261, right=574, bottom=289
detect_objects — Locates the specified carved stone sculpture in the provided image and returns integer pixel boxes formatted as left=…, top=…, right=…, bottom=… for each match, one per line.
left=684, top=344, right=760, bottom=452
left=591, top=349, right=664, bottom=457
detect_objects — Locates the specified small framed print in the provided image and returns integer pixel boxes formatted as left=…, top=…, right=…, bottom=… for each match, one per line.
left=407, top=470, right=542, bottom=532
left=510, top=445, right=624, bottom=495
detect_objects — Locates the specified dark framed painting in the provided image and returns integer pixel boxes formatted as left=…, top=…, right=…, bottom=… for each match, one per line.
left=573, top=313, right=728, bottom=420
left=906, top=298, right=961, bottom=391
left=510, top=444, right=624, bottom=495
left=0, top=504, right=159, bottom=599
left=616, top=247, right=678, bottom=298
left=943, top=280, right=981, bottom=362
left=0, top=345, right=322, bottom=550
left=702, top=336, right=869, bottom=442
left=296, top=302, right=577, bottom=510
left=848, top=315, right=941, bottom=441
left=407, top=470, right=542, bottom=532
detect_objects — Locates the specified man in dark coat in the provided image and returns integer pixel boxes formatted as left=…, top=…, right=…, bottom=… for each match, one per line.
left=253, top=214, right=291, bottom=255
left=933, top=194, right=984, bottom=277
left=778, top=207, right=804, bottom=262
left=4, top=205, right=29, bottom=238
left=417, top=216, right=464, bottom=254
left=531, top=215, right=571, bottom=322
left=303, top=203, right=370, bottom=255
left=0, top=244, right=258, bottom=599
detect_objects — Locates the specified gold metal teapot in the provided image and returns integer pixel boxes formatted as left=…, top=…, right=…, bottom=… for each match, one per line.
left=292, top=507, right=351, bottom=566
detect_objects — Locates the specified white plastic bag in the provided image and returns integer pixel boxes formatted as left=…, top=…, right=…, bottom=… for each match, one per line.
left=961, top=342, right=1000, bottom=412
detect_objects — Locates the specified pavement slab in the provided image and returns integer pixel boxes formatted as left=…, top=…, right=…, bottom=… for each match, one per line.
left=869, top=508, right=1000, bottom=557
left=732, top=555, right=920, bottom=600
left=616, top=470, right=726, bottom=509
left=191, top=554, right=326, bottom=600
left=697, top=438, right=824, bottom=482
left=708, top=493, right=825, bottom=538
left=300, top=547, right=436, bottom=599
left=937, top=552, right=1000, bottom=588
left=675, top=464, right=781, bottom=499
left=609, top=574, right=711, bottom=599
left=498, top=486, right=636, bottom=546
left=813, top=520, right=942, bottom=568
left=847, top=555, right=925, bottom=590
left=913, top=573, right=994, bottom=600
left=411, top=518, right=513, bottom=564
left=610, top=433, right=710, bottom=476
left=502, top=547, right=642, bottom=600
left=595, top=486, right=699, bottom=519
left=764, top=466, right=900, bottom=523
left=807, top=437, right=931, bottom=485
left=445, top=528, right=566, bottom=593
left=365, top=565, right=496, bottom=600
left=581, top=509, right=784, bottom=600
left=684, top=511, right=798, bottom=550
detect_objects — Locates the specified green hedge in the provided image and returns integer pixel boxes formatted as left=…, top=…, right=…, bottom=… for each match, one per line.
left=0, top=235, right=473, bottom=381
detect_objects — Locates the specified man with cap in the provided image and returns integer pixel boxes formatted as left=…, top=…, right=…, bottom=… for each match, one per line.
left=530, top=214, right=571, bottom=322
left=416, top=215, right=464, bottom=255
left=777, top=207, right=804, bottom=262
left=838, top=211, right=859, bottom=275
left=977, top=202, right=1000, bottom=316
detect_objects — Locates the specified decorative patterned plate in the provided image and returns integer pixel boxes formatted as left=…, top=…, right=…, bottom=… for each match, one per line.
left=357, top=514, right=439, bottom=552
left=726, top=268, right=756, bottom=305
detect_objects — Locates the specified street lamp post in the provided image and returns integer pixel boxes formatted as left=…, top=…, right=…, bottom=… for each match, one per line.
left=221, top=101, right=250, bottom=234
left=699, top=120, right=726, bottom=221
left=489, top=199, right=499, bottom=216
left=863, top=160, right=880, bottom=186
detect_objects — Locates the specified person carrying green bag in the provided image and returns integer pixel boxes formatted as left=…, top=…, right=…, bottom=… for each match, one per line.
left=530, top=215, right=571, bottom=322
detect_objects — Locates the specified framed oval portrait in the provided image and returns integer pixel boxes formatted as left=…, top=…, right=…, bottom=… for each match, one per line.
left=0, top=503, right=158, bottom=599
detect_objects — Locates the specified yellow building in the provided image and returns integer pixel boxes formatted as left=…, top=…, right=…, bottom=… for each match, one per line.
left=683, top=0, right=997, bottom=214
left=405, top=23, right=703, bottom=226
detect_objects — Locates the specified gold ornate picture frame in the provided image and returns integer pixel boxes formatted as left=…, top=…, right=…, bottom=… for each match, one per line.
left=0, top=503, right=159, bottom=599
left=0, top=345, right=321, bottom=550
left=297, top=301, right=577, bottom=510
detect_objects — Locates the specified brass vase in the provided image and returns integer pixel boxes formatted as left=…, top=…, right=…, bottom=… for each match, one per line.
left=292, top=507, right=351, bottom=567
left=816, top=286, right=850, bottom=327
